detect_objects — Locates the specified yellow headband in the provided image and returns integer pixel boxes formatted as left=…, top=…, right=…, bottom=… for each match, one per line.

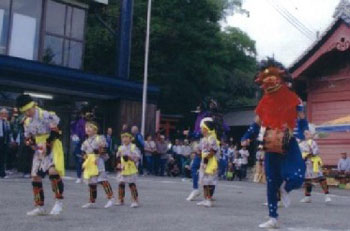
left=19, top=101, right=35, bottom=113
left=200, top=123, right=213, bottom=133
left=86, top=123, right=98, bottom=131
left=121, top=132, right=133, bottom=139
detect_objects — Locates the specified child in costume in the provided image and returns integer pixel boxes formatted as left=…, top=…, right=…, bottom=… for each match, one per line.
left=196, top=117, right=220, bottom=208
left=16, top=94, right=65, bottom=216
left=81, top=121, right=115, bottom=209
left=241, top=59, right=306, bottom=229
left=299, top=130, right=331, bottom=203
left=115, top=130, right=141, bottom=208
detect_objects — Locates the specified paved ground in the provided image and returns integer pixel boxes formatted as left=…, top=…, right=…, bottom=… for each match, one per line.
left=0, top=172, right=349, bottom=231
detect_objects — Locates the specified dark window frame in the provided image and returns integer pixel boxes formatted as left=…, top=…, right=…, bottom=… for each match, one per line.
left=0, top=0, right=87, bottom=69
left=41, top=0, right=87, bottom=69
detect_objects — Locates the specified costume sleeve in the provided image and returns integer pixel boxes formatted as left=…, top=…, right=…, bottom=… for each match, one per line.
left=310, top=140, right=319, bottom=155
left=132, top=146, right=141, bottom=160
left=98, top=135, right=107, bottom=148
left=42, top=110, right=60, bottom=128
left=241, top=122, right=260, bottom=142
left=81, top=141, right=87, bottom=153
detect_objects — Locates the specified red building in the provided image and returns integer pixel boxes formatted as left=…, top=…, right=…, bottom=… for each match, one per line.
left=290, top=0, right=350, bottom=166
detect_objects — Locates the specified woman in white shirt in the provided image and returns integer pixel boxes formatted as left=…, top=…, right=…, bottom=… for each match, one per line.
left=144, top=135, right=156, bottom=175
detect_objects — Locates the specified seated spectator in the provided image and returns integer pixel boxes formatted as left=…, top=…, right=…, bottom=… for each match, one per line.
left=167, top=157, right=180, bottom=177
left=337, top=152, right=350, bottom=173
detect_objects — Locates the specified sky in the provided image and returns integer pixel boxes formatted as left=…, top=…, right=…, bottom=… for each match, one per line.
left=225, top=0, right=341, bottom=67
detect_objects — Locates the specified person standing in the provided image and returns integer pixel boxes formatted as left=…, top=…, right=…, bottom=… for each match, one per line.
left=172, top=139, right=183, bottom=175
left=81, top=121, right=115, bottom=209
left=238, top=144, right=250, bottom=179
left=196, top=118, right=220, bottom=208
left=115, top=129, right=141, bottom=208
left=70, top=111, right=86, bottom=183
left=16, top=94, right=65, bottom=216
left=241, top=59, right=306, bottom=228
left=9, top=108, right=22, bottom=173
left=105, top=127, right=118, bottom=172
left=132, top=126, right=145, bottom=175
left=186, top=140, right=201, bottom=201
left=156, top=135, right=168, bottom=176
left=144, top=135, right=156, bottom=175
left=182, top=139, right=192, bottom=175
left=299, top=130, right=331, bottom=203
left=0, top=108, right=10, bottom=178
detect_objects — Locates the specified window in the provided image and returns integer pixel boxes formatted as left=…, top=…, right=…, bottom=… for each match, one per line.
left=9, top=0, right=42, bottom=60
left=43, top=0, right=86, bottom=69
left=0, top=0, right=10, bottom=54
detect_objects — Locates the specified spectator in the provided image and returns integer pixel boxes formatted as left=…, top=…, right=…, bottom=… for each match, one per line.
left=132, top=126, right=145, bottom=175
left=337, top=152, right=350, bottom=173
left=105, top=127, right=118, bottom=172
left=0, top=108, right=10, bottom=178
left=219, top=142, right=229, bottom=179
left=238, top=144, right=250, bottom=179
left=144, top=135, right=156, bottom=175
left=253, top=147, right=265, bottom=183
left=8, top=108, right=21, bottom=173
left=233, top=152, right=244, bottom=181
left=70, top=111, right=86, bottom=183
left=156, top=135, right=168, bottom=176
left=226, top=162, right=235, bottom=181
left=227, top=143, right=236, bottom=163
left=167, top=157, right=180, bottom=177
left=16, top=114, right=32, bottom=178
left=182, top=139, right=192, bottom=173
left=172, top=139, right=183, bottom=175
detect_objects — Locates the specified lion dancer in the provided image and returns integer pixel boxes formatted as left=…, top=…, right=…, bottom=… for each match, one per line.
left=299, top=130, right=331, bottom=204
left=81, top=121, right=115, bottom=209
left=196, top=117, right=220, bottom=208
left=16, top=95, right=65, bottom=216
left=241, top=59, right=306, bottom=229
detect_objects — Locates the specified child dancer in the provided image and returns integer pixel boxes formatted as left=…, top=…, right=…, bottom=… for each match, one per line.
left=81, top=121, right=114, bottom=209
left=115, top=130, right=141, bottom=208
left=299, top=130, right=331, bottom=203
left=197, top=117, right=220, bottom=207
left=16, top=94, right=65, bottom=216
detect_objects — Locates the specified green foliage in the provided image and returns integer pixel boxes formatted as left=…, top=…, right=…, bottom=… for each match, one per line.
left=83, top=0, right=257, bottom=120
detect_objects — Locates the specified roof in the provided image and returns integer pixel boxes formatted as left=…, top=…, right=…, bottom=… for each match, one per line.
left=224, top=107, right=255, bottom=127
left=289, top=0, right=350, bottom=77
left=0, top=55, right=159, bottom=102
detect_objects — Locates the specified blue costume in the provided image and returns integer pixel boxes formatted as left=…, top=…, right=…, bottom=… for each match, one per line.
left=242, top=120, right=306, bottom=218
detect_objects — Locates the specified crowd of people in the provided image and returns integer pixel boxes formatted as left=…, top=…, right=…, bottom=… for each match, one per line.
left=0, top=107, right=33, bottom=179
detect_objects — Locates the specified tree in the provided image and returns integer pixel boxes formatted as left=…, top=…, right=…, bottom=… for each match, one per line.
left=82, top=0, right=257, bottom=125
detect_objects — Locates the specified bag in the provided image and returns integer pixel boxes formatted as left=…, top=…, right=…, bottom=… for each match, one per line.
left=264, top=128, right=291, bottom=154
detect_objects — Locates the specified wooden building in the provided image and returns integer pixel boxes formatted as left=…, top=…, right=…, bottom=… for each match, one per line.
left=290, top=0, right=350, bottom=166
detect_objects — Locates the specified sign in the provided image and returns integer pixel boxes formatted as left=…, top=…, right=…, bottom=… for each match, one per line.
left=94, top=0, right=108, bottom=4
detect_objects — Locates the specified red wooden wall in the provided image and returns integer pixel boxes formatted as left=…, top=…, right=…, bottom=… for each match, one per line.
left=307, top=67, right=350, bottom=166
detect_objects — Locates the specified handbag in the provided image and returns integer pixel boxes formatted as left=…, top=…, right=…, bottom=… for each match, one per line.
left=263, top=128, right=291, bottom=154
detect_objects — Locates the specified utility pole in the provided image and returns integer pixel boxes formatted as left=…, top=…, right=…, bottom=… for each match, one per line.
left=141, top=0, right=152, bottom=136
